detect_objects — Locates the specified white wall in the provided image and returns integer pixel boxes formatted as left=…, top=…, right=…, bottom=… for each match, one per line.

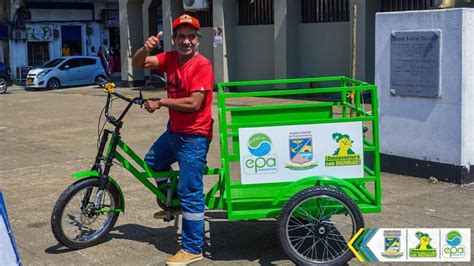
left=29, top=9, right=92, bottom=21
left=461, top=9, right=474, bottom=166
left=375, top=9, right=473, bottom=166
left=298, top=22, right=351, bottom=78
left=234, top=25, right=274, bottom=82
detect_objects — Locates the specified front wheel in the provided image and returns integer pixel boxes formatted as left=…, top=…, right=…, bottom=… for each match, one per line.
left=47, top=78, right=60, bottom=90
left=51, top=178, right=121, bottom=249
left=277, top=186, right=364, bottom=265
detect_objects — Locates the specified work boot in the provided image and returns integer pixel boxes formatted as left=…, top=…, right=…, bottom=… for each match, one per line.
left=166, top=249, right=203, bottom=265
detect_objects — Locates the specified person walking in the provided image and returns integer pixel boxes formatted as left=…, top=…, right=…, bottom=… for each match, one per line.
left=90, top=46, right=96, bottom=56
left=132, top=14, right=214, bottom=265
left=97, top=46, right=110, bottom=77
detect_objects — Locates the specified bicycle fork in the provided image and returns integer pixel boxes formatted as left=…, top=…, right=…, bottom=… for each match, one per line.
left=82, top=129, right=121, bottom=211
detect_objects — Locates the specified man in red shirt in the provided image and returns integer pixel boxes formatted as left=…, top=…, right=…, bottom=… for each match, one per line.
left=132, top=14, right=213, bottom=265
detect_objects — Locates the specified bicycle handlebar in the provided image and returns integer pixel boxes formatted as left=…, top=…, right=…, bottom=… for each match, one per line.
left=101, top=82, right=160, bottom=127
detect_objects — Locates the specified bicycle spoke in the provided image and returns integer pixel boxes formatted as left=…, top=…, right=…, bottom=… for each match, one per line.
left=61, top=185, right=115, bottom=244
left=285, top=192, right=357, bottom=264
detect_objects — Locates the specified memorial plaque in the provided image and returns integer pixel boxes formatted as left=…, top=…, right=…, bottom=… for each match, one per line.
left=390, top=30, right=441, bottom=97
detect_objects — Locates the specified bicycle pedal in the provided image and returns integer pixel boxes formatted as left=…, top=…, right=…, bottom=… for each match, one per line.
left=163, top=214, right=175, bottom=222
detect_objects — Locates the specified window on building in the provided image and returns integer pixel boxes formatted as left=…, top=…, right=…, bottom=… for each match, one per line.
left=186, top=3, right=213, bottom=28
left=61, top=25, right=83, bottom=56
left=380, top=0, right=434, bottom=12
left=238, top=0, right=274, bottom=25
left=301, top=0, right=350, bottom=23
left=27, top=41, right=50, bottom=67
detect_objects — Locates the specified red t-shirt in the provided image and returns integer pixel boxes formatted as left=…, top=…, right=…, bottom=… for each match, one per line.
left=157, top=51, right=214, bottom=138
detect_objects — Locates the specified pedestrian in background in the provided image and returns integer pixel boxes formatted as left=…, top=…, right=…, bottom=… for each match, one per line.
left=97, top=46, right=110, bottom=77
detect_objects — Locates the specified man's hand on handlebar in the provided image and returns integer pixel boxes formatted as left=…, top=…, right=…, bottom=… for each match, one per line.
left=144, top=98, right=162, bottom=113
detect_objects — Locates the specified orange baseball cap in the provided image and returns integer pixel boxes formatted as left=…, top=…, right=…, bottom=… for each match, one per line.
left=172, top=14, right=200, bottom=30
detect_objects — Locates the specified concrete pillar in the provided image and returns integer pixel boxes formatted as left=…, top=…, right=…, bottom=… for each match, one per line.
left=142, top=0, right=152, bottom=77
left=274, top=0, right=287, bottom=82
left=162, top=0, right=184, bottom=51
left=119, top=0, right=145, bottom=86
left=349, top=0, right=366, bottom=81
left=213, top=0, right=237, bottom=83
left=274, top=0, right=300, bottom=86
left=142, top=0, right=152, bottom=42
left=364, top=0, right=379, bottom=83
left=349, top=0, right=379, bottom=83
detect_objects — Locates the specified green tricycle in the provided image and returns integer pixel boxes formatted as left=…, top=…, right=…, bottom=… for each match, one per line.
left=51, top=76, right=381, bottom=265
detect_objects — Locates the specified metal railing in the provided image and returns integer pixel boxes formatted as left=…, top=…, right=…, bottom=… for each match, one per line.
left=238, top=0, right=274, bottom=25
left=302, top=0, right=350, bottom=23
left=380, top=0, right=434, bottom=11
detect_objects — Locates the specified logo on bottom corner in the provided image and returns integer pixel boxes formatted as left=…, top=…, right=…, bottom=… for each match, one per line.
left=443, top=230, right=465, bottom=258
left=409, top=231, right=437, bottom=258
left=381, top=230, right=403, bottom=258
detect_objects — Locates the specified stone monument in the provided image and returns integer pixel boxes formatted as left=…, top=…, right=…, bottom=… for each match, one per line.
left=375, top=8, right=474, bottom=184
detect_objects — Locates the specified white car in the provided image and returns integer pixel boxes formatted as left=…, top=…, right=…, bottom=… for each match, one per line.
left=26, top=56, right=107, bottom=89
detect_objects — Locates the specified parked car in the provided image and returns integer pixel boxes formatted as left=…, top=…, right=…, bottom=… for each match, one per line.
left=26, top=56, right=107, bottom=90
left=0, top=62, right=13, bottom=94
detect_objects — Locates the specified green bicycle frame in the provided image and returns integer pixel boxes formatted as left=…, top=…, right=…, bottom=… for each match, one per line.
left=72, top=128, right=221, bottom=213
left=72, top=76, right=380, bottom=221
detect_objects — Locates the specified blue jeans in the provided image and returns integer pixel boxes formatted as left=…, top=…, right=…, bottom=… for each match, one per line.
left=144, top=129, right=210, bottom=254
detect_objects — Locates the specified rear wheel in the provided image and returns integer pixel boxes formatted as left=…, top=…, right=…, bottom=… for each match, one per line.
left=0, top=77, right=7, bottom=93
left=277, top=186, right=364, bottom=265
left=47, top=78, right=60, bottom=90
left=51, top=178, right=121, bottom=249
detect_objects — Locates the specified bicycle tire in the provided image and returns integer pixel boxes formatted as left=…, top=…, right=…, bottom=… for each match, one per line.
left=277, top=186, right=364, bottom=265
left=51, top=178, right=120, bottom=249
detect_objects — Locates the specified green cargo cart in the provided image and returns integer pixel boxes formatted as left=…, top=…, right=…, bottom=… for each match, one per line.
left=51, top=76, right=381, bottom=265
left=208, top=76, right=381, bottom=264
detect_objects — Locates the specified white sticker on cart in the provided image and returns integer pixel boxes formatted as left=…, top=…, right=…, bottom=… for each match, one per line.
left=238, top=122, right=364, bottom=184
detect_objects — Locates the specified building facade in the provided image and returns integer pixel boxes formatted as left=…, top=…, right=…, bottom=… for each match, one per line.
left=119, top=0, right=474, bottom=87
left=6, top=0, right=120, bottom=80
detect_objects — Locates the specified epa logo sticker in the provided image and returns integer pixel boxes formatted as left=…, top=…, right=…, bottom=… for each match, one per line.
left=244, top=133, right=277, bottom=175
left=443, top=230, right=465, bottom=258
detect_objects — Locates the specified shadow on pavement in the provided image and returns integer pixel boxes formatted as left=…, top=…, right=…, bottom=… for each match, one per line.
left=44, top=211, right=289, bottom=264
left=205, top=218, right=288, bottom=264
left=109, top=223, right=180, bottom=255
